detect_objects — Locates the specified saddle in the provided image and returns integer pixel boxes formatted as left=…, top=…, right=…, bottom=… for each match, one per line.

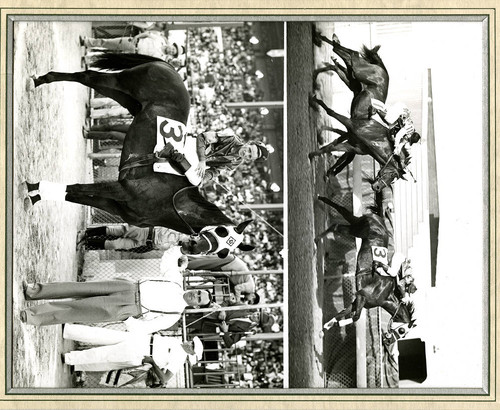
left=119, top=116, right=202, bottom=186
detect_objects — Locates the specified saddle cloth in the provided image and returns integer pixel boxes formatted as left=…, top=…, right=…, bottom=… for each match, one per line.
left=153, top=116, right=200, bottom=177
left=372, top=245, right=394, bottom=277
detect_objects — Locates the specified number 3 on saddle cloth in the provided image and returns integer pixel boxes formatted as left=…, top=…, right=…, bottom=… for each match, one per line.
left=153, top=116, right=202, bottom=186
left=371, top=246, right=393, bottom=277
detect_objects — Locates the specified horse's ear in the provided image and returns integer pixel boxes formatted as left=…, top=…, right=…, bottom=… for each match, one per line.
left=234, top=219, right=253, bottom=234
left=217, top=249, right=230, bottom=259
left=372, top=45, right=381, bottom=53
left=237, top=243, right=255, bottom=252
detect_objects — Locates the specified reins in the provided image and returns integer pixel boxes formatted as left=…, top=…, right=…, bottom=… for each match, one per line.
left=119, top=153, right=158, bottom=173
left=214, top=181, right=284, bottom=238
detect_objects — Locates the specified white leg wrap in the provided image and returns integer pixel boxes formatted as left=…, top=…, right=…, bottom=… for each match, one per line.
left=39, top=181, right=67, bottom=201
left=338, top=318, right=354, bottom=327
left=323, top=318, right=337, bottom=330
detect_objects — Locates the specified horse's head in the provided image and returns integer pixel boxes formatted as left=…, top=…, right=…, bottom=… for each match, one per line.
left=384, top=301, right=417, bottom=344
left=371, top=166, right=403, bottom=192
left=179, top=220, right=254, bottom=258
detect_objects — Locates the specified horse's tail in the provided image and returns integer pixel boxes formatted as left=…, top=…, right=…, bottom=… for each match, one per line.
left=318, top=196, right=358, bottom=225
left=361, top=45, right=387, bottom=72
left=90, top=52, right=169, bottom=70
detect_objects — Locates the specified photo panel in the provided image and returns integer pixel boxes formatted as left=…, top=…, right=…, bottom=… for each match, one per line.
left=288, top=18, right=489, bottom=392
left=7, top=16, right=284, bottom=392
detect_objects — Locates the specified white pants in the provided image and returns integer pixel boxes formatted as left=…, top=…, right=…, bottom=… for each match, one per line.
left=64, top=325, right=150, bottom=372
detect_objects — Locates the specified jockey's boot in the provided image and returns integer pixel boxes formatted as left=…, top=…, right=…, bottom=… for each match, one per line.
left=86, top=238, right=107, bottom=250
left=156, top=142, right=201, bottom=186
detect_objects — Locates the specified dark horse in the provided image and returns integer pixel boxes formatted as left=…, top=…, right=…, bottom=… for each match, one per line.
left=315, top=195, right=416, bottom=339
left=309, top=94, right=411, bottom=192
left=25, top=53, right=253, bottom=257
left=309, top=32, right=409, bottom=191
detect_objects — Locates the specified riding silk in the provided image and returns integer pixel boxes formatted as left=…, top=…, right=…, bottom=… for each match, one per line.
left=153, top=116, right=201, bottom=185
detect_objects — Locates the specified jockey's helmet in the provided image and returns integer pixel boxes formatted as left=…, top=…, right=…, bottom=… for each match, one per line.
left=409, top=132, right=421, bottom=145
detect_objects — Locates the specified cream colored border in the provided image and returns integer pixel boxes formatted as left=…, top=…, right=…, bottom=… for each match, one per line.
left=0, top=1, right=497, bottom=409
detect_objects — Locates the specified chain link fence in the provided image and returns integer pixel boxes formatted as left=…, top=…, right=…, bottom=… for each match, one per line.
left=321, top=159, right=357, bottom=388
left=322, top=155, right=387, bottom=388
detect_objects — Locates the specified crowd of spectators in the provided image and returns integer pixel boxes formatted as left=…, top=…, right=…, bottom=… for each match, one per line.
left=237, top=340, right=284, bottom=388
left=184, top=24, right=284, bottom=390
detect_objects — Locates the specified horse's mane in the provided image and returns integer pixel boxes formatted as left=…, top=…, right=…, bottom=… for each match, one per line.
left=361, top=45, right=387, bottom=72
left=174, top=186, right=235, bottom=233
left=402, top=300, right=416, bottom=322
left=90, top=52, right=174, bottom=71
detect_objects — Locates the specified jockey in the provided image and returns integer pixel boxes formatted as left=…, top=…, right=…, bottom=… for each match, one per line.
left=193, top=128, right=270, bottom=182
left=371, top=99, right=421, bottom=159
left=154, top=128, right=269, bottom=186
left=77, top=224, right=190, bottom=253
left=373, top=251, right=417, bottom=304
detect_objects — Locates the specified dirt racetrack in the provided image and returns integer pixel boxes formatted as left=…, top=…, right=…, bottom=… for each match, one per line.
left=11, top=21, right=92, bottom=388
left=287, top=22, right=327, bottom=388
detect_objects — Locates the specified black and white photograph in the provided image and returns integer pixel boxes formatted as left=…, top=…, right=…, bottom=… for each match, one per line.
left=288, top=19, right=489, bottom=390
left=0, top=3, right=498, bottom=410
left=8, top=18, right=284, bottom=390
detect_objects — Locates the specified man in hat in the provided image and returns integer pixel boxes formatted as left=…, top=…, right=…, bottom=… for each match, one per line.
left=193, top=128, right=270, bottom=182
left=186, top=254, right=257, bottom=303
left=80, top=32, right=181, bottom=60
left=20, top=246, right=213, bottom=334
left=77, top=223, right=189, bottom=253
left=61, top=324, right=203, bottom=386
left=218, top=310, right=276, bottom=348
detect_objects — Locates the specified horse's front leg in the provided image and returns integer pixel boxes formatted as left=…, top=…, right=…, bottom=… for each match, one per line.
left=316, top=126, right=347, bottom=146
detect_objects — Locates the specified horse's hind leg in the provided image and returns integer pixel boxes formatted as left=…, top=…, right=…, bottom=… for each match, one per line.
left=33, top=70, right=141, bottom=116
left=317, top=126, right=347, bottom=145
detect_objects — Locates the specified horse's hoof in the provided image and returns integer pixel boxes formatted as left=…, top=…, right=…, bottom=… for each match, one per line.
left=18, top=181, right=28, bottom=198
left=312, top=30, right=323, bottom=48
left=25, top=77, right=36, bottom=92
left=23, top=197, right=33, bottom=212
left=308, top=152, right=316, bottom=162
left=309, top=94, right=319, bottom=110
left=312, top=79, right=320, bottom=91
